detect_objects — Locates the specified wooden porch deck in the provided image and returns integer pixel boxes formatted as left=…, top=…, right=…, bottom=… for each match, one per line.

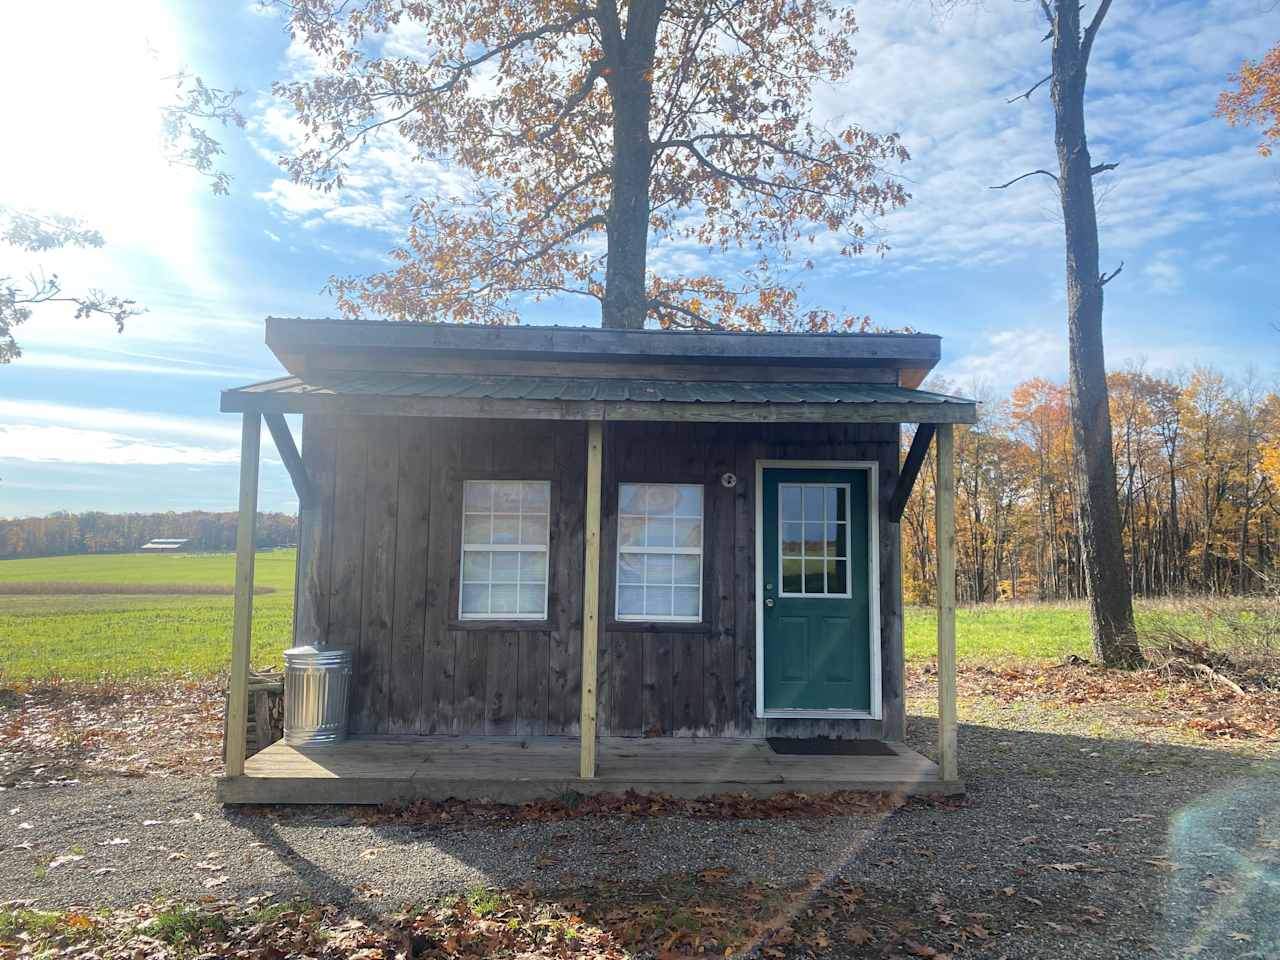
left=217, top=736, right=962, bottom=805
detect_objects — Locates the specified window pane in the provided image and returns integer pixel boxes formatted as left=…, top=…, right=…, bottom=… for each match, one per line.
left=618, top=553, right=643, bottom=584
left=493, top=482, right=522, bottom=512
left=520, top=514, right=548, bottom=546
left=463, top=481, right=492, bottom=512
left=492, top=515, right=519, bottom=544
left=462, top=550, right=491, bottom=581
left=782, top=558, right=803, bottom=594
left=463, top=515, right=492, bottom=545
left=645, top=553, right=674, bottom=584
left=831, top=522, right=847, bottom=558
left=834, top=487, right=847, bottom=524
left=644, top=585, right=673, bottom=617
left=673, top=554, right=700, bottom=585
left=832, top=559, right=848, bottom=594
left=803, top=486, right=825, bottom=522
left=517, top=584, right=544, bottom=616
left=674, top=485, right=702, bottom=517
left=491, top=551, right=519, bottom=581
left=519, top=552, right=546, bottom=581
left=781, top=485, right=802, bottom=523
left=673, top=586, right=700, bottom=618
left=522, top=482, right=549, bottom=512
left=781, top=522, right=803, bottom=557
left=673, top=518, right=701, bottom=548
left=461, top=583, right=489, bottom=616
left=804, top=522, right=826, bottom=556
left=619, top=484, right=645, bottom=515
left=616, top=484, right=702, bottom=620
left=646, top=485, right=678, bottom=515
left=619, top=516, right=645, bottom=547
left=491, top=583, right=518, bottom=613
left=646, top=516, right=674, bottom=547
left=618, top=585, right=644, bottom=616
left=804, top=558, right=826, bottom=594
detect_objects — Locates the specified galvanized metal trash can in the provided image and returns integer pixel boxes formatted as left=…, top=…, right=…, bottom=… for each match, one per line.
left=283, top=645, right=352, bottom=746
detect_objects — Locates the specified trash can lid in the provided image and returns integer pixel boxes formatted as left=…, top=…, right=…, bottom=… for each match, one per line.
left=283, top=645, right=351, bottom=665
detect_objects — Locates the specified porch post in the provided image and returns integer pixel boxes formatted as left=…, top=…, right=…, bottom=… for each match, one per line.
left=225, top=412, right=261, bottom=778
left=934, top=422, right=958, bottom=783
left=579, top=419, right=604, bottom=779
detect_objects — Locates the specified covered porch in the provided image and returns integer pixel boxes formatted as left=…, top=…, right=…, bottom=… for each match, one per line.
left=219, top=735, right=954, bottom=805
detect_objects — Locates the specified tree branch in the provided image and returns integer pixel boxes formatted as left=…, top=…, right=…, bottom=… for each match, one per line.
left=1100, top=260, right=1124, bottom=286
left=648, top=297, right=721, bottom=329
left=990, top=169, right=1059, bottom=189
left=538, top=59, right=608, bottom=143
left=1080, top=0, right=1114, bottom=66
left=1090, top=161, right=1119, bottom=176
left=1008, top=73, right=1052, bottom=103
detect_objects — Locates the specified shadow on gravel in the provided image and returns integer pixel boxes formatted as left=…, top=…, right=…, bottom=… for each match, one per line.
left=894, top=717, right=1280, bottom=959
left=212, top=720, right=1278, bottom=958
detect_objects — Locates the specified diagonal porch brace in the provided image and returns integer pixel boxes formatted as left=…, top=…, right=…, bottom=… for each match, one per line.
left=888, top=423, right=935, bottom=523
left=264, top=412, right=314, bottom=506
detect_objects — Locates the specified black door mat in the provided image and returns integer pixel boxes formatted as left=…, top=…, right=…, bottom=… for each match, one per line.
left=767, top=737, right=898, bottom=757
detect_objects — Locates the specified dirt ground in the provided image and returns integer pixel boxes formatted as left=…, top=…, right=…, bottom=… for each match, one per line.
left=2, top=669, right=1278, bottom=959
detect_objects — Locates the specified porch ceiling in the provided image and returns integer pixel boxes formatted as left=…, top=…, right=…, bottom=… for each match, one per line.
left=220, top=372, right=978, bottom=424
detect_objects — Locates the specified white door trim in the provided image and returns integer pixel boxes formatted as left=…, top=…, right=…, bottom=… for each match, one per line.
left=754, top=459, right=882, bottom=721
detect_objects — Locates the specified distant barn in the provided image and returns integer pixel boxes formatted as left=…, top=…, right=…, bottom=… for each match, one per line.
left=140, top=538, right=190, bottom=553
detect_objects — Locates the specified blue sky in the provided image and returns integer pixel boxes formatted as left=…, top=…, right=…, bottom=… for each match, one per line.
left=1, top=0, right=1277, bottom=518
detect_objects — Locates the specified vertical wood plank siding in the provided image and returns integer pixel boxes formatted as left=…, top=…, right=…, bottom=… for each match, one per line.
left=298, top=416, right=904, bottom=738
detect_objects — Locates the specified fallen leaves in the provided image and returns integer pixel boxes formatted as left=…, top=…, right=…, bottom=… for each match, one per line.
left=339, top=788, right=905, bottom=831
left=0, top=679, right=224, bottom=787
left=907, top=661, right=1280, bottom=745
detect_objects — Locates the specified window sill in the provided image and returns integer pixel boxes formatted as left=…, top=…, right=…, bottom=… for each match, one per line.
left=449, top=619, right=554, bottom=632
left=606, top=620, right=711, bottom=634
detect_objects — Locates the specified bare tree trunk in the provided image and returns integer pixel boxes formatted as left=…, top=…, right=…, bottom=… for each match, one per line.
left=1048, top=0, right=1142, bottom=667
left=600, top=1, right=664, bottom=330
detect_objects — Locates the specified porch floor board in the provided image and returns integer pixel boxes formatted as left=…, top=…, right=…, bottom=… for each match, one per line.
left=218, top=736, right=962, bottom=805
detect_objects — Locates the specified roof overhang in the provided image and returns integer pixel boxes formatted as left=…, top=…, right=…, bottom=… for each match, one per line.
left=265, top=317, right=943, bottom=381
left=221, top=372, right=978, bottom=424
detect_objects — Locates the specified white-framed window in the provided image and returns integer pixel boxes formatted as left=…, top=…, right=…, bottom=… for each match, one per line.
left=778, top=482, right=852, bottom=598
left=459, top=480, right=550, bottom=620
left=616, top=483, right=703, bottom=622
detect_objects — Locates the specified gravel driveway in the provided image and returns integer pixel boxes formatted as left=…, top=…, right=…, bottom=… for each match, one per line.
left=3, top=717, right=1277, bottom=959
left=2, top=778, right=887, bottom=908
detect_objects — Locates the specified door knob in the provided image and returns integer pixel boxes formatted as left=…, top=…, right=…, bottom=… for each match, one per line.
left=765, top=598, right=775, bottom=608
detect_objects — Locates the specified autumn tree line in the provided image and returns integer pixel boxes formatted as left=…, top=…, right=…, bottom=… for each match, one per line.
left=903, top=366, right=1280, bottom=606
left=0, top=511, right=298, bottom=560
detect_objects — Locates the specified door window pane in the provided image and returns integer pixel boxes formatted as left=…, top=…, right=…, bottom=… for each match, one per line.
left=778, top=482, right=852, bottom=597
left=460, top=479, right=550, bottom=619
left=617, top=483, right=704, bottom=621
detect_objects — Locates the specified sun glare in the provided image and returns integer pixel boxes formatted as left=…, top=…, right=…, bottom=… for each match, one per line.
left=1, top=0, right=210, bottom=290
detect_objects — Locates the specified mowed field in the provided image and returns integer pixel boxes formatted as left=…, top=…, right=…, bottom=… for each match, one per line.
left=0, top=551, right=297, bottom=680
left=0, top=549, right=1255, bottom=681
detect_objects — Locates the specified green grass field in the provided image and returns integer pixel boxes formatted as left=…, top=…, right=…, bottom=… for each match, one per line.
left=0, top=550, right=1269, bottom=681
left=0, top=552, right=297, bottom=680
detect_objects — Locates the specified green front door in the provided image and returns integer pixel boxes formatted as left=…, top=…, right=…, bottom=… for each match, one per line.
left=761, top=466, right=873, bottom=713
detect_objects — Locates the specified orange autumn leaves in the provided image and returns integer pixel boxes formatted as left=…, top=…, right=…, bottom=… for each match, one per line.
left=1218, top=42, right=1280, bottom=157
left=277, top=0, right=908, bottom=330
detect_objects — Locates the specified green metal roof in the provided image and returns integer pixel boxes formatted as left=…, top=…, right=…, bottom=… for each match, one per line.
left=222, top=372, right=977, bottom=424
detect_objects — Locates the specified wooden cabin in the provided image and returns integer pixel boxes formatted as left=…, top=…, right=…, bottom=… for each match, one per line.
left=217, top=319, right=976, bottom=804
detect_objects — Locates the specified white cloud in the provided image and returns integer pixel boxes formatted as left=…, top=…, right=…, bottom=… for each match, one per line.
left=1144, top=256, right=1183, bottom=293
left=824, top=0, right=1277, bottom=271
left=0, top=400, right=241, bottom=444
left=0, top=425, right=240, bottom=466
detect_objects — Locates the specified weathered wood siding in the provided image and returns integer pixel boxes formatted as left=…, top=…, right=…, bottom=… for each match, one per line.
left=298, top=416, right=903, bottom=739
